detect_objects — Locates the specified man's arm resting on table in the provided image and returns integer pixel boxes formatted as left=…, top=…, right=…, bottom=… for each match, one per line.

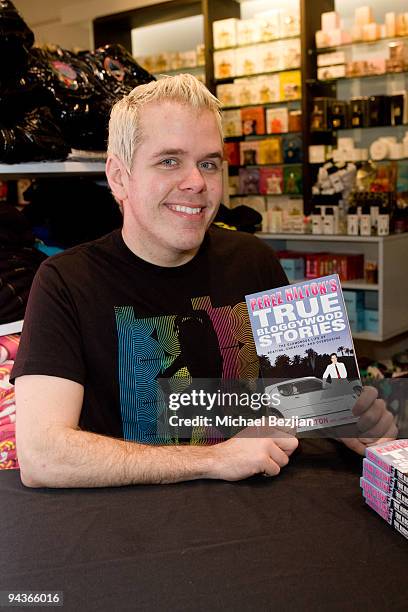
left=15, top=375, right=298, bottom=488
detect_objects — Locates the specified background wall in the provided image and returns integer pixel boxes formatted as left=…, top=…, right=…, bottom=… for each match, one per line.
left=13, top=0, right=173, bottom=50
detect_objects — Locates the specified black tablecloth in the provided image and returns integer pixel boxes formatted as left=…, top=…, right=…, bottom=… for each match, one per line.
left=1, top=439, right=408, bottom=612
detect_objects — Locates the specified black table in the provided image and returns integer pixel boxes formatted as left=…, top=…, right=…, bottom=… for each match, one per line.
left=1, top=439, right=408, bottom=612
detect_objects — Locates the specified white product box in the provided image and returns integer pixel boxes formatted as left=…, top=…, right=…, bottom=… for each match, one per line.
left=222, top=109, right=242, bottom=137
left=280, top=8, right=301, bottom=37
left=266, top=107, right=289, bottom=133
left=385, top=12, right=397, bottom=37
left=281, top=38, right=301, bottom=69
left=355, top=6, right=374, bottom=27
left=317, top=51, right=346, bottom=67
left=237, top=19, right=261, bottom=46
left=326, top=29, right=352, bottom=47
left=235, top=78, right=258, bottom=106
left=316, top=30, right=329, bottom=49
left=260, top=42, right=282, bottom=73
left=179, top=50, right=197, bottom=68
left=236, top=46, right=258, bottom=76
left=213, top=18, right=238, bottom=49
left=351, top=24, right=363, bottom=41
left=309, top=145, right=329, bottom=164
left=214, top=50, right=236, bottom=79
left=318, top=64, right=346, bottom=80
left=362, top=23, right=381, bottom=41
left=255, top=74, right=280, bottom=104
left=321, top=11, right=341, bottom=32
left=255, top=10, right=281, bottom=41
left=216, top=83, right=239, bottom=108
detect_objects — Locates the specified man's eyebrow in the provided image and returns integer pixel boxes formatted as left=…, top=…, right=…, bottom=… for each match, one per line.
left=151, top=149, right=224, bottom=160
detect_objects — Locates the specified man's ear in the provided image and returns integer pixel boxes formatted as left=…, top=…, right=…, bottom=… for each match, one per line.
left=105, top=155, right=129, bottom=204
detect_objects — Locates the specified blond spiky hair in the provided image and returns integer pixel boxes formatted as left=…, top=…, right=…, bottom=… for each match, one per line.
left=107, top=74, right=223, bottom=172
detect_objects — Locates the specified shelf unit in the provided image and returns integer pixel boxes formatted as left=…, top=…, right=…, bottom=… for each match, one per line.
left=257, top=232, right=408, bottom=342
left=0, top=161, right=106, bottom=179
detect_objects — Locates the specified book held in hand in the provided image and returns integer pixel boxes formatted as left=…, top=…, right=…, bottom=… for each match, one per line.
left=245, top=274, right=361, bottom=432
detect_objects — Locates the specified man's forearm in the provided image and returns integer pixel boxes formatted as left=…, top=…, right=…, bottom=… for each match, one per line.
left=21, top=427, right=217, bottom=488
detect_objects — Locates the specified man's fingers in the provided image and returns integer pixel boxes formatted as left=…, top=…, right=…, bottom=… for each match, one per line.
left=261, top=458, right=282, bottom=477
left=360, top=423, right=399, bottom=446
left=266, top=442, right=290, bottom=468
left=352, top=386, right=378, bottom=417
left=357, top=398, right=386, bottom=432
left=358, top=410, right=395, bottom=439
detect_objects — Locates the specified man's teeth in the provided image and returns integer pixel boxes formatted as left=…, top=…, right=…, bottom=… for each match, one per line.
left=170, top=205, right=202, bottom=215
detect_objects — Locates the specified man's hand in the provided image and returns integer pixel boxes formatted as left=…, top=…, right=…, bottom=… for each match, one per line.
left=209, top=427, right=299, bottom=481
left=341, top=386, right=398, bottom=455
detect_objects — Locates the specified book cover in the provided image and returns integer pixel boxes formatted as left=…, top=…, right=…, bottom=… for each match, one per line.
left=223, top=142, right=240, bottom=167
left=283, top=165, right=302, bottom=194
left=360, top=476, right=408, bottom=509
left=239, top=141, right=259, bottom=166
left=239, top=167, right=260, bottom=194
left=279, top=70, right=301, bottom=101
left=259, top=167, right=283, bottom=195
left=258, top=138, right=282, bottom=164
left=245, top=274, right=361, bottom=432
left=363, top=465, right=408, bottom=497
left=266, top=107, right=289, bottom=134
left=366, top=440, right=408, bottom=483
left=241, top=106, right=266, bottom=135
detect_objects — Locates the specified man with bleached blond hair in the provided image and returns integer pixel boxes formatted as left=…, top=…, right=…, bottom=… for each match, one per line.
left=12, top=75, right=397, bottom=488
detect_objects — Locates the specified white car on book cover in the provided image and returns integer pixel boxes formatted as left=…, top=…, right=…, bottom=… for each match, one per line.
left=264, top=376, right=362, bottom=421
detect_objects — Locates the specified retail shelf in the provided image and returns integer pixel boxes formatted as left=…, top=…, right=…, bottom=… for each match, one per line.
left=215, top=67, right=300, bottom=85
left=312, top=124, right=408, bottom=133
left=153, top=65, right=205, bottom=77
left=230, top=162, right=302, bottom=169
left=225, top=131, right=302, bottom=141
left=0, top=161, right=106, bottom=178
left=286, top=278, right=379, bottom=291
left=309, top=157, right=408, bottom=165
left=315, top=34, right=408, bottom=53
left=223, top=99, right=302, bottom=111
left=0, top=320, right=23, bottom=337
left=316, top=70, right=408, bottom=84
left=230, top=193, right=302, bottom=198
left=256, top=232, right=408, bottom=243
left=215, top=34, right=300, bottom=52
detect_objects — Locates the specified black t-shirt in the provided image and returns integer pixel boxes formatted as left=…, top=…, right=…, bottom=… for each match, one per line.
left=11, top=226, right=288, bottom=442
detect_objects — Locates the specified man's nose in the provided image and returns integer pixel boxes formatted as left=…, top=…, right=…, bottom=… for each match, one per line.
left=178, top=165, right=206, bottom=192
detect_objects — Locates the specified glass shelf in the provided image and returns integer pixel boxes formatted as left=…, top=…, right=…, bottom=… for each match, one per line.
left=215, top=67, right=300, bottom=84
left=317, top=70, right=408, bottom=84
left=215, top=34, right=300, bottom=53
left=315, top=34, right=408, bottom=53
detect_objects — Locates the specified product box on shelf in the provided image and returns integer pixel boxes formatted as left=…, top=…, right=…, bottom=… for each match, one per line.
left=196, top=43, right=205, bottom=66
left=317, top=52, right=346, bottom=67
left=343, top=290, right=364, bottom=312
left=228, top=175, right=240, bottom=195
left=279, top=255, right=305, bottom=280
left=236, top=78, right=258, bottom=106
left=283, top=166, right=302, bottom=194
left=256, top=75, right=281, bottom=104
left=214, top=50, right=236, bottom=79
left=321, top=11, right=341, bottom=32
left=241, top=106, right=265, bottom=135
left=281, top=200, right=304, bottom=233
left=266, top=107, right=289, bottom=134
left=236, top=46, right=258, bottom=76
left=355, top=6, right=374, bottom=27
left=282, top=134, right=303, bottom=164
left=213, top=18, right=239, bottom=49
left=281, top=38, right=301, bottom=70
left=259, top=167, right=284, bottom=195
left=237, top=19, right=262, bottom=46
left=223, top=142, right=240, bottom=167
left=239, top=167, right=261, bottom=194
left=216, top=83, right=238, bottom=108
left=311, top=97, right=330, bottom=131
left=364, top=309, right=379, bottom=333
left=240, top=141, right=260, bottom=166
left=258, top=138, right=282, bottom=164
left=318, top=65, right=346, bottom=80
left=329, top=100, right=349, bottom=130
left=259, top=42, right=282, bottom=73
left=280, top=8, right=301, bottom=37
left=350, top=97, right=369, bottom=128
left=289, top=110, right=302, bottom=132
left=256, top=10, right=281, bottom=41
left=222, top=109, right=243, bottom=137
left=280, top=71, right=301, bottom=101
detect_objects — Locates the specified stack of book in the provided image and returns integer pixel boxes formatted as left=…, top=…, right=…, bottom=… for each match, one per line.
left=360, top=439, right=408, bottom=541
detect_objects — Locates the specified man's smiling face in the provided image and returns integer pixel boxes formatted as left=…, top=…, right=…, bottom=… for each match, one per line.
left=120, top=101, right=224, bottom=266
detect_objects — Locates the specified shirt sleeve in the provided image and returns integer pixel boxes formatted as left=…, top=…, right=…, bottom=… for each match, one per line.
left=10, top=259, right=85, bottom=386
